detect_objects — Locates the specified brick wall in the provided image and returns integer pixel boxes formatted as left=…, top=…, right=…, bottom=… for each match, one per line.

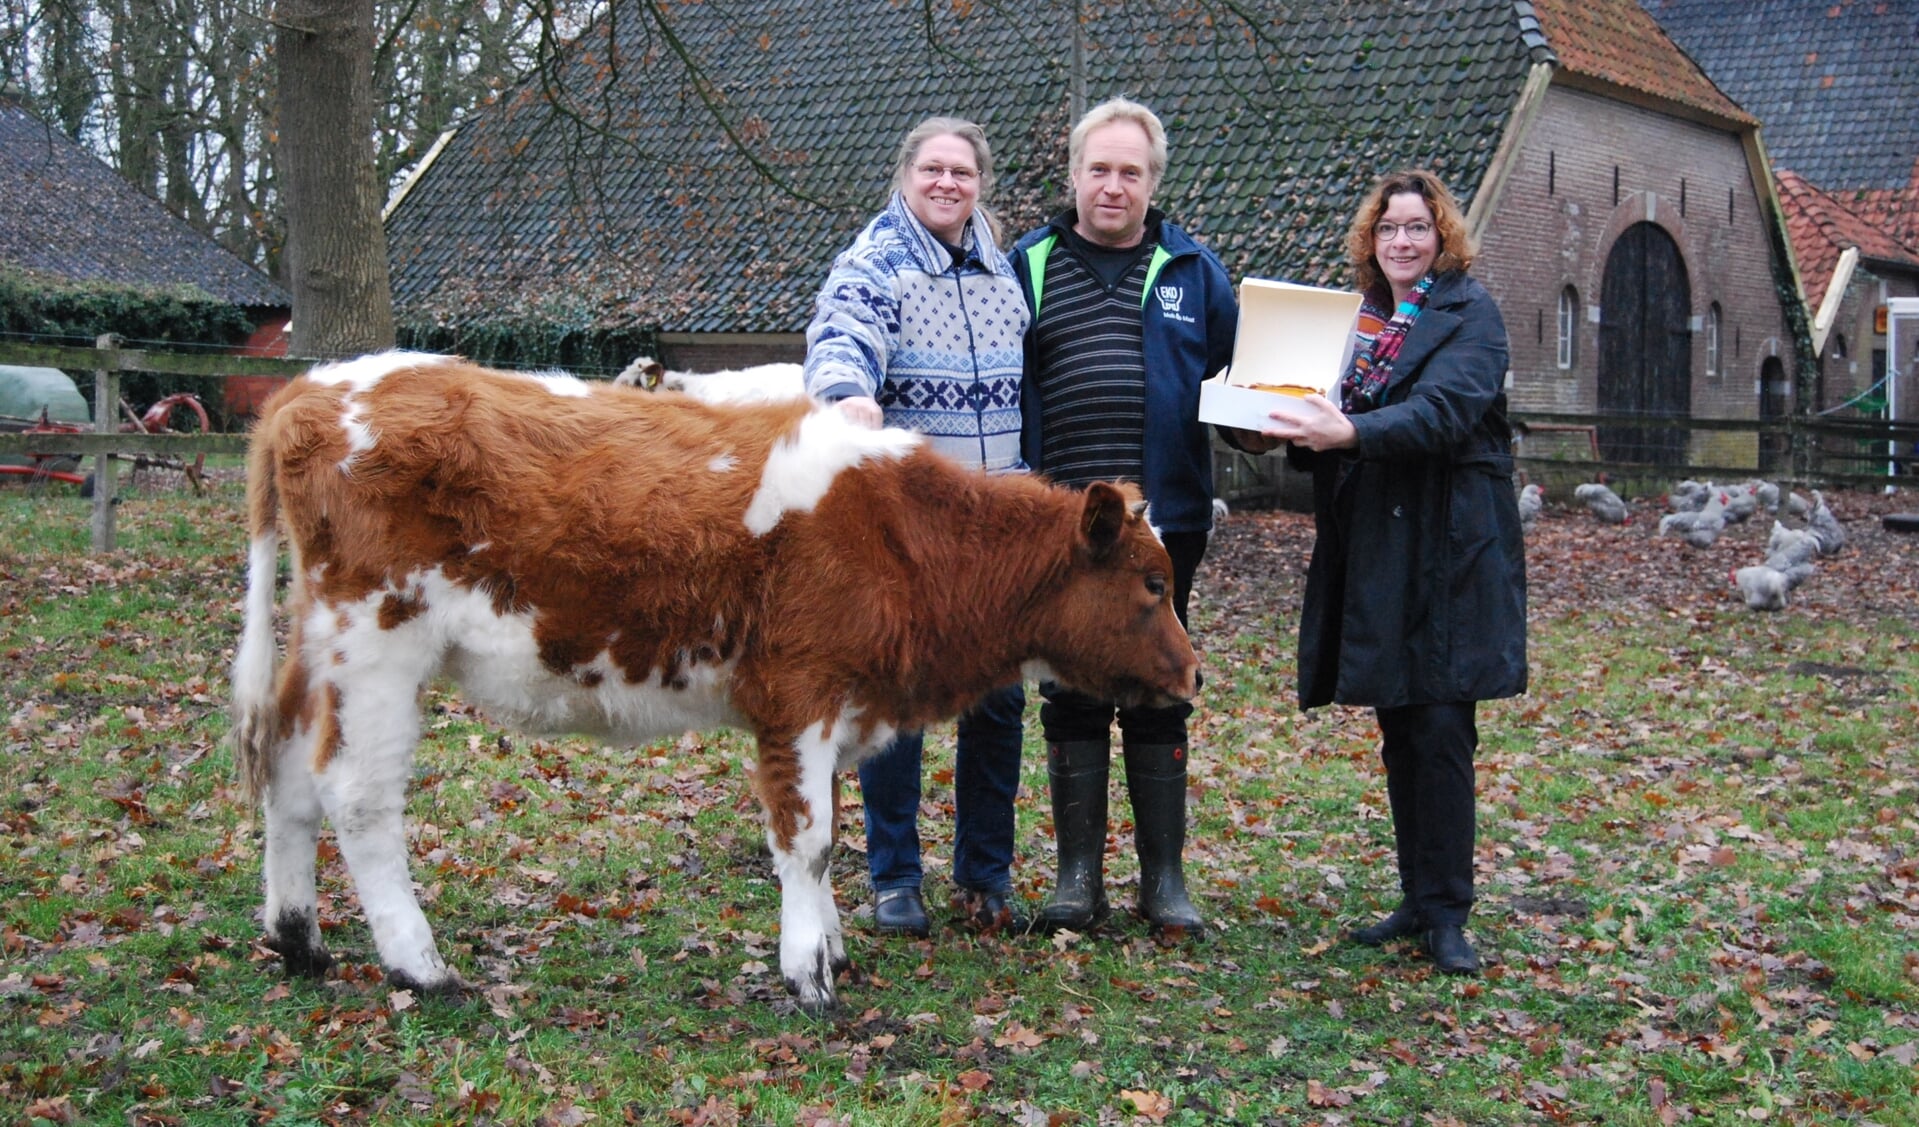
left=1477, top=84, right=1795, bottom=456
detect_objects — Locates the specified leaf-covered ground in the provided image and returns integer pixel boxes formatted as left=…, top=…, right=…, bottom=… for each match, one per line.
left=0, top=481, right=1915, bottom=1126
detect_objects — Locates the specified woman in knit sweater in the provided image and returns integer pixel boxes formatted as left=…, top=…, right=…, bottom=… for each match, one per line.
left=803, top=117, right=1032, bottom=938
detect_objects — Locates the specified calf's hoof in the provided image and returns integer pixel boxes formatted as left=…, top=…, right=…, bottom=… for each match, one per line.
left=385, top=967, right=471, bottom=998
left=264, top=930, right=334, bottom=980
left=784, top=946, right=839, bottom=1014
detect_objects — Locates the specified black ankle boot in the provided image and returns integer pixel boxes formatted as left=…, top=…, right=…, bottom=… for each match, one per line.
left=1425, top=924, right=1480, bottom=975
left=1123, top=742, right=1204, bottom=936
left=1034, top=740, right=1111, bottom=933
left=1349, top=905, right=1424, bottom=947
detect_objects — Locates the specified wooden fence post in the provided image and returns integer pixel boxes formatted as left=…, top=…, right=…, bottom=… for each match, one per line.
left=91, top=333, right=120, bottom=553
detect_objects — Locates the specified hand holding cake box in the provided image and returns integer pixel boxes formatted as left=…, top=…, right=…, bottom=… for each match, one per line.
left=1198, top=278, right=1363, bottom=433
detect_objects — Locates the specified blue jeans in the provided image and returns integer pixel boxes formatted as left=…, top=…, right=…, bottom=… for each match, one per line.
left=858, top=682, right=1026, bottom=894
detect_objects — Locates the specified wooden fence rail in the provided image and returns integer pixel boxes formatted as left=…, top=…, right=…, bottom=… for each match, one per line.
left=0, top=336, right=315, bottom=551
left=1511, top=409, right=1919, bottom=492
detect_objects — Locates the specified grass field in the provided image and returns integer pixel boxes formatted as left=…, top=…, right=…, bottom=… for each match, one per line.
left=1, top=478, right=1915, bottom=1126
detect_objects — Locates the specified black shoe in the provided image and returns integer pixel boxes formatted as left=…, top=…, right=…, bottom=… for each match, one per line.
left=1349, top=906, right=1424, bottom=947
left=1424, top=925, right=1480, bottom=975
left=873, top=887, right=930, bottom=938
left=961, top=887, right=1029, bottom=934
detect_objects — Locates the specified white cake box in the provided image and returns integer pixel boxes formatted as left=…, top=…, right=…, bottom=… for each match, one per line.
left=1198, top=278, right=1363, bottom=430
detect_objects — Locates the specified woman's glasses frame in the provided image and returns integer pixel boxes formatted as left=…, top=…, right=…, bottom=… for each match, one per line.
left=1374, top=221, right=1435, bottom=243
left=914, top=163, right=979, bottom=185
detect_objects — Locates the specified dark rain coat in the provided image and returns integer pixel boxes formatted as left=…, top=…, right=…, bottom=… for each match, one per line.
left=1288, top=270, right=1528, bottom=709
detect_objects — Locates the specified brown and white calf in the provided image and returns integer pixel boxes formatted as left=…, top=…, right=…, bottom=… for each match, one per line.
left=231, top=352, right=1197, bottom=1011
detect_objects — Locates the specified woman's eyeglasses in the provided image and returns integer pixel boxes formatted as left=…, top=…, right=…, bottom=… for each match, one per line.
left=1374, top=221, right=1434, bottom=242
left=915, top=163, right=979, bottom=185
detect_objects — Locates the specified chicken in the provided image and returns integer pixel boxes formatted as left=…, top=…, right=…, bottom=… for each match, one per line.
left=1807, top=490, right=1847, bottom=556
left=1753, top=480, right=1781, bottom=514
left=1720, top=482, right=1759, bottom=524
left=1212, top=496, right=1230, bottom=522
left=1732, top=565, right=1791, bottom=610
left=1658, top=489, right=1728, bottom=548
left=1517, top=483, right=1544, bottom=530
left=1785, top=491, right=1812, bottom=518
left=1766, top=520, right=1818, bottom=567
left=1667, top=479, right=1712, bottom=513
left=1574, top=482, right=1630, bottom=525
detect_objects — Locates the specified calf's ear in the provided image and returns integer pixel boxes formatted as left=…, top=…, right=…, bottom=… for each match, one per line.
left=1079, top=481, right=1127, bottom=559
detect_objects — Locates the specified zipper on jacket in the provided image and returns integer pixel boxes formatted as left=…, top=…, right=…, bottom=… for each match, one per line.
left=946, top=260, right=991, bottom=468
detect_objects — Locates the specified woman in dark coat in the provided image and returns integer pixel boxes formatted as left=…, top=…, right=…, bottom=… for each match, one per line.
left=1233, top=168, right=1526, bottom=974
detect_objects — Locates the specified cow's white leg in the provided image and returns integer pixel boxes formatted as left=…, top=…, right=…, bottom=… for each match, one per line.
left=261, top=721, right=332, bottom=978
left=312, top=658, right=457, bottom=994
left=766, top=726, right=846, bottom=1012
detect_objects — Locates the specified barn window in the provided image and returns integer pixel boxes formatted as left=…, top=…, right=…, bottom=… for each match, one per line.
left=1832, top=333, right=1848, bottom=360
left=1557, top=286, right=1578, bottom=369
left=1680, top=178, right=1688, bottom=217
left=1549, top=151, right=1556, bottom=196
left=1705, top=303, right=1723, bottom=377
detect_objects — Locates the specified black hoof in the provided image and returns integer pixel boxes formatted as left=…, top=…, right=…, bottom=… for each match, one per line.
left=385, top=968, right=471, bottom=998
left=265, top=934, right=335, bottom=980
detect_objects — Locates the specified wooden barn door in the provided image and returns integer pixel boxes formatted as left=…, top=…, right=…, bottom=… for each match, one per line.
left=1759, top=356, right=1790, bottom=472
left=1598, top=222, right=1692, bottom=466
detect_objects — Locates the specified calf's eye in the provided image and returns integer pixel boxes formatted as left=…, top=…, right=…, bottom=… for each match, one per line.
left=1145, top=575, right=1167, bottom=598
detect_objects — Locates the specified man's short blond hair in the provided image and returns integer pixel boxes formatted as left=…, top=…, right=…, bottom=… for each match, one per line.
left=1069, top=97, right=1167, bottom=186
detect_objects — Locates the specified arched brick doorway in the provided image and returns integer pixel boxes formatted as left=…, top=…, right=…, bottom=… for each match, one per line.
left=1759, top=356, right=1790, bottom=472
left=1598, top=222, right=1691, bottom=466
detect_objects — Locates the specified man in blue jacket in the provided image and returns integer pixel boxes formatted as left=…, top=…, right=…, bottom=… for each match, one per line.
left=1011, top=97, right=1238, bottom=937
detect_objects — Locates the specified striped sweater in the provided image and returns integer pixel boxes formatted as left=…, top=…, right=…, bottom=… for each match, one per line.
left=803, top=192, right=1030, bottom=473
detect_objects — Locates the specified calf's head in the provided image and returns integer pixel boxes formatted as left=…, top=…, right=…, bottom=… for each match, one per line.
left=1035, top=482, right=1199, bottom=708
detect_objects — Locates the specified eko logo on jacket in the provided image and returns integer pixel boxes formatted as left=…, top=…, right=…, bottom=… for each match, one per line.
left=1155, top=285, right=1195, bottom=323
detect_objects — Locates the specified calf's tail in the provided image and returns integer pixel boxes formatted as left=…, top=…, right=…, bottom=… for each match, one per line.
left=230, top=419, right=284, bottom=805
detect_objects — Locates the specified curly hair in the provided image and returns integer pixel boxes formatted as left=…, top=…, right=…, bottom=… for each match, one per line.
left=1345, top=169, right=1475, bottom=294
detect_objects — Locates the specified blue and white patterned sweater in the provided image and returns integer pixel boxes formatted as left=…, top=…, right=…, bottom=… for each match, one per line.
left=804, top=192, right=1030, bottom=473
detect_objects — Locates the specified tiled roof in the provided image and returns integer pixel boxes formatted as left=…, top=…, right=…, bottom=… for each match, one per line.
left=1852, top=159, right=1919, bottom=247
left=387, top=0, right=1540, bottom=335
left=1640, top=0, right=1919, bottom=190
left=387, top=0, right=1756, bottom=337
left=0, top=96, right=289, bottom=309
left=1777, top=169, right=1919, bottom=309
left=1531, top=0, right=1755, bottom=124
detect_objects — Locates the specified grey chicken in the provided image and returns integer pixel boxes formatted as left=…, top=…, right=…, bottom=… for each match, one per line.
left=1732, top=565, right=1791, bottom=610
left=1517, top=483, right=1544, bottom=530
left=1658, top=488, right=1729, bottom=548
left=1667, top=479, right=1712, bottom=513
left=1807, top=490, right=1847, bottom=556
left=1574, top=482, right=1630, bottom=525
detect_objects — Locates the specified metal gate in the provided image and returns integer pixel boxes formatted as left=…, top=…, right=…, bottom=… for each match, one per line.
left=1598, top=222, right=1692, bottom=466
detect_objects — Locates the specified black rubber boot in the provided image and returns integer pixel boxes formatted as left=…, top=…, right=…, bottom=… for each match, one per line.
left=1124, top=741, right=1205, bottom=936
left=1034, top=740, right=1111, bottom=933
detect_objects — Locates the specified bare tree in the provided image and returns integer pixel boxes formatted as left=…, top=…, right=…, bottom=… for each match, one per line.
left=275, top=0, right=394, bottom=355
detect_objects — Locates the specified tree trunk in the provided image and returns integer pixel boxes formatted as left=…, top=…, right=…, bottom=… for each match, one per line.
left=276, top=0, right=394, bottom=357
